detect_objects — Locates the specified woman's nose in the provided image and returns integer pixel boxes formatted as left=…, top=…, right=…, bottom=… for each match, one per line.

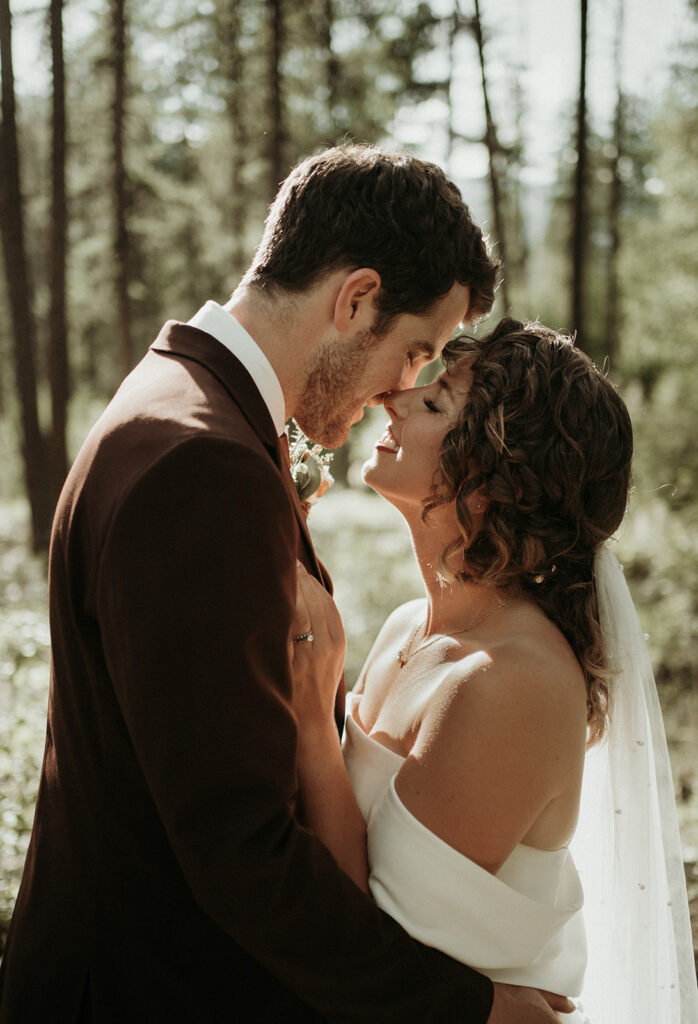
left=383, top=387, right=416, bottom=419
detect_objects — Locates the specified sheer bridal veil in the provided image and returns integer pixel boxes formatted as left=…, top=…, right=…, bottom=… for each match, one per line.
left=570, top=545, right=698, bottom=1023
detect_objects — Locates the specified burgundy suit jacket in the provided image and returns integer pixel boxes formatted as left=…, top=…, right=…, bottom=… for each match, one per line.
left=0, top=323, right=493, bottom=1022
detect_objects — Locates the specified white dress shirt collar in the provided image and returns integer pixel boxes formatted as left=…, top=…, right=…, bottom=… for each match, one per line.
left=187, top=301, right=286, bottom=436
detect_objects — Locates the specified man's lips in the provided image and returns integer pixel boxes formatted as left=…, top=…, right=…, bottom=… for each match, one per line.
left=375, top=424, right=400, bottom=454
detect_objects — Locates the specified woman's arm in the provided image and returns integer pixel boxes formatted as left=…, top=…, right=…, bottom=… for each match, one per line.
left=292, top=567, right=370, bottom=892
left=296, top=724, right=370, bottom=893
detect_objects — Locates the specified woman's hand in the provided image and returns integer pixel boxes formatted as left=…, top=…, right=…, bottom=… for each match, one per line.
left=290, top=563, right=346, bottom=728
left=289, top=565, right=369, bottom=891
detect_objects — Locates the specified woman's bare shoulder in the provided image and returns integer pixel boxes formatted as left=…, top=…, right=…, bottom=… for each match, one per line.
left=490, top=615, right=585, bottom=695
left=464, top=616, right=584, bottom=726
left=423, top=609, right=588, bottom=775
left=397, top=615, right=589, bottom=870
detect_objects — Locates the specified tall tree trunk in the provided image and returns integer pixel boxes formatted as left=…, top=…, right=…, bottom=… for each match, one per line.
left=267, top=0, right=284, bottom=203
left=605, top=0, right=624, bottom=368
left=445, top=3, right=461, bottom=173
left=473, top=0, right=509, bottom=311
left=571, top=0, right=589, bottom=347
left=48, top=0, right=69, bottom=501
left=111, top=0, right=132, bottom=380
left=219, top=0, right=247, bottom=278
left=322, top=0, right=340, bottom=138
left=0, top=0, right=51, bottom=550
left=508, top=43, right=529, bottom=299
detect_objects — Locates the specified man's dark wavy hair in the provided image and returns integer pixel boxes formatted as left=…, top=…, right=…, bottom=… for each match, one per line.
left=428, top=318, right=634, bottom=744
left=241, top=145, right=498, bottom=329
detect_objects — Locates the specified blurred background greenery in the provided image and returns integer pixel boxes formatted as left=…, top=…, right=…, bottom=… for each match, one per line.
left=0, top=0, right=696, bottom=968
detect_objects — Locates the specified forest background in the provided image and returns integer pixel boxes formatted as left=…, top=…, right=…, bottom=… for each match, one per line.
left=0, top=0, right=696, bottom=966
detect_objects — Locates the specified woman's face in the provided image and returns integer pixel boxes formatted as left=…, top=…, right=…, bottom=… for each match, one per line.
left=362, top=361, right=473, bottom=509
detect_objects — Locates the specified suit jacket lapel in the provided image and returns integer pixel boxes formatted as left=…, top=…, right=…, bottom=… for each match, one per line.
left=273, top=433, right=327, bottom=583
left=150, top=321, right=324, bottom=579
left=151, top=321, right=279, bottom=451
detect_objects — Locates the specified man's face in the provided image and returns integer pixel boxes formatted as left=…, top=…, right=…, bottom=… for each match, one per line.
left=294, top=282, right=471, bottom=448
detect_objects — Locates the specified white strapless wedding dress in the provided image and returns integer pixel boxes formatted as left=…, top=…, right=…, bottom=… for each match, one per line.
left=343, top=691, right=590, bottom=1023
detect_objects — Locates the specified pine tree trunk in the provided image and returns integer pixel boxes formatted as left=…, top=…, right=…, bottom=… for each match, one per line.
left=0, top=0, right=51, bottom=550
left=605, top=0, right=624, bottom=368
left=111, top=0, right=132, bottom=380
left=473, top=0, right=509, bottom=311
left=220, top=0, right=247, bottom=277
left=509, top=29, right=530, bottom=299
left=445, top=4, right=460, bottom=172
left=267, top=0, right=284, bottom=202
left=571, top=0, right=589, bottom=348
left=322, top=0, right=340, bottom=138
left=48, top=0, right=69, bottom=502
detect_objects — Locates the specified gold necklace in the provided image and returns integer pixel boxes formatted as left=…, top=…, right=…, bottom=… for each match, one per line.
left=396, top=597, right=519, bottom=668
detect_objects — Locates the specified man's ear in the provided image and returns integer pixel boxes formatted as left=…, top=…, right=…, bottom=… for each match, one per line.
left=333, top=268, right=381, bottom=333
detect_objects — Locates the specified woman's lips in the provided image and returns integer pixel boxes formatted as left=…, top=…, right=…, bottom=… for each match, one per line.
left=375, top=425, right=400, bottom=453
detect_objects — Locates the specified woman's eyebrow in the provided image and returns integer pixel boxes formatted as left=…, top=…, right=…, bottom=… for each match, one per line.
left=439, top=371, right=471, bottom=402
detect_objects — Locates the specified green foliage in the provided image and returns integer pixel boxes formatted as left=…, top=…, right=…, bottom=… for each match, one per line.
left=309, top=487, right=422, bottom=685
left=5, top=0, right=459, bottom=407
left=518, top=28, right=698, bottom=704
left=619, top=91, right=697, bottom=392
left=0, top=505, right=50, bottom=944
left=614, top=46, right=698, bottom=692
left=533, top=99, right=656, bottom=355
left=617, top=488, right=698, bottom=687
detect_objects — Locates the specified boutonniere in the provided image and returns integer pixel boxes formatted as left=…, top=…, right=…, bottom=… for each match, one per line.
left=288, top=420, right=334, bottom=516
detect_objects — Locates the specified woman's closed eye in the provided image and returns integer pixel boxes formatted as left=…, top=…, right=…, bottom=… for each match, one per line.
left=423, top=398, right=441, bottom=413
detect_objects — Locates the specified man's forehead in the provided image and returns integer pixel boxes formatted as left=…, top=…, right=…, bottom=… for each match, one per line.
left=442, top=282, right=471, bottom=327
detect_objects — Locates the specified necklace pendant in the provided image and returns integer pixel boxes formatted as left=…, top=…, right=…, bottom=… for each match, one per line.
left=397, top=623, right=426, bottom=668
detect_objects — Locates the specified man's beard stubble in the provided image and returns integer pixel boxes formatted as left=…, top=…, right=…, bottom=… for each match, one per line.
left=294, top=328, right=378, bottom=449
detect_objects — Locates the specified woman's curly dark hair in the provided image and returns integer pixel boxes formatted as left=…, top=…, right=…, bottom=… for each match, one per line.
left=426, top=317, right=633, bottom=744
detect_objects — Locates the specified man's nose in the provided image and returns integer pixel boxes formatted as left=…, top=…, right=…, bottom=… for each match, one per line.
left=398, top=362, right=421, bottom=391
left=366, top=365, right=421, bottom=408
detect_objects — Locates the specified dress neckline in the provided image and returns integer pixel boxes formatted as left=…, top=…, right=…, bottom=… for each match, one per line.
left=345, top=691, right=405, bottom=763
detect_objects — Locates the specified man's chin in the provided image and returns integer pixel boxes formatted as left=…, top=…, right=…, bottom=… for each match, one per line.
left=293, top=416, right=351, bottom=450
